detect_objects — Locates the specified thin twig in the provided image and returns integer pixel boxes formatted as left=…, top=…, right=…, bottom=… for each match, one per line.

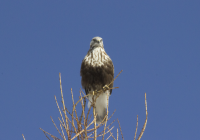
left=90, top=126, right=114, bottom=137
left=87, top=123, right=102, bottom=133
left=58, top=117, right=69, bottom=138
left=117, top=129, right=118, bottom=140
left=134, top=115, right=138, bottom=140
left=137, top=93, right=148, bottom=140
left=22, top=134, right=25, bottom=140
left=74, top=94, right=81, bottom=140
left=40, top=128, right=59, bottom=140
left=79, top=96, right=84, bottom=123
left=108, top=109, right=116, bottom=120
left=86, top=105, right=92, bottom=126
left=64, top=107, right=72, bottom=117
left=59, top=73, right=70, bottom=138
left=60, top=124, right=66, bottom=140
left=108, top=70, right=123, bottom=87
left=93, top=91, right=97, bottom=140
left=98, top=119, right=116, bottom=136
left=80, top=91, right=88, bottom=140
left=107, top=126, right=116, bottom=140
left=92, top=70, right=123, bottom=96
left=61, top=109, right=72, bottom=124
left=71, top=119, right=94, bottom=140
left=106, top=133, right=113, bottom=140
left=50, top=116, right=63, bottom=139
left=43, top=132, right=51, bottom=140
left=71, top=88, right=77, bottom=134
left=117, top=119, right=124, bottom=140
left=54, top=96, right=66, bottom=127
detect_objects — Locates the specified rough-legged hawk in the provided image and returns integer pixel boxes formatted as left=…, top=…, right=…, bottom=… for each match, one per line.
left=80, top=36, right=114, bottom=124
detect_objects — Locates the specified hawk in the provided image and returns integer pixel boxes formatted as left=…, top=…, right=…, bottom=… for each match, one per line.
left=80, top=36, right=114, bottom=124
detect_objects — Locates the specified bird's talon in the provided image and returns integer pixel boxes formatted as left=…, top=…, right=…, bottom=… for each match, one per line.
left=103, top=85, right=109, bottom=91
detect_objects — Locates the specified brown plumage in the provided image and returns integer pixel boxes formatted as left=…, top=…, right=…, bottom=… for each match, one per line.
left=81, top=59, right=114, bottom=94
left=80, top=36, right=114, bottom=124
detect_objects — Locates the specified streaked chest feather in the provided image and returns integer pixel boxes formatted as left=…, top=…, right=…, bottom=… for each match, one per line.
left=84, top=47, right=110, bottom=66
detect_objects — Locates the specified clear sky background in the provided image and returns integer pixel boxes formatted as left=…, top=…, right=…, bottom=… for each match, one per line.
left=1, top=1, right=200, bottom=140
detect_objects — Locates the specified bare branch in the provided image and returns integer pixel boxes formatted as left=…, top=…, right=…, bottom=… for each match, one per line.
left=22, top=134, right=25, bottom=140
left=59, top=73, right=70, bottom=138
left=134, top=115, right=138, bottom=140
left=137, top=93, right=148, bottom=140
left=50, top=116, right=63, bottom=139
left=117, top=119, right=124, bottom=140
left=117, top=129, right=118, bottom=140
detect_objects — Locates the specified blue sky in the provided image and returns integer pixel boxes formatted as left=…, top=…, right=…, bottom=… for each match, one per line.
left=1, top=1, right=200, bottom=140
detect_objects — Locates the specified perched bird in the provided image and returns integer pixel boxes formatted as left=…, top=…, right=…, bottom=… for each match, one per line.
left=80, top=36, right=114, bottom=124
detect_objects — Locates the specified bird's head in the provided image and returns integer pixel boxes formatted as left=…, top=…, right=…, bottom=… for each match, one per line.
left=90, top=36, right=104, bottom=49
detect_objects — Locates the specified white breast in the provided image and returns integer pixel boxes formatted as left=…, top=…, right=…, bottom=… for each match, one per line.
left=84, top=47, right=110, bottom=67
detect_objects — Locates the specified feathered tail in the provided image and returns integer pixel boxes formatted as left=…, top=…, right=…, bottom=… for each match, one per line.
left=88, top=91, right=109, bottom=124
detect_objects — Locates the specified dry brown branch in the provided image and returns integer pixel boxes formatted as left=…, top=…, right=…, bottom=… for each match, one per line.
left=97, top=119, right=116, bottom=136
left=79, top=96, right=84, bottom=124
left=54, top=96, right=65, bottom=126
left=92, top=91, right=97, bottom=140
left=40, top=128, right=59, bottom=140
left=71, top=119, right=94, bottom=140
left=59, top=73, right=70, bottom=138
left=65, top=107, right=72, bottom=117
left=108, top=70, right=123, bottom=88
left=117, top=129, right=118, bottom=140
left=43, top=132, right=51, bottom=140
left=108, top=109, right=116, bottom=120
left=50, top=116, right=63, bottom=139
left=80, top=88, right=90, bottom=104
left=117, top=119, right=124, bottom=140
left=60, top=123, right=66, bottom=140
left=106, top=132, right=113, bottom=140
left=106, top=119, right=116, bottom=128
left=70, top=125, right=73, bottom=138
left=39, top=70, right=151, bottom=140
left=70, top=88, right=77, bottom=135
left=107, top=126, right=116, bottom=140
left=92, top=70, right=123, bottom=96
left=22, top=134, right=25, bottom=140
left=86, top=106, right=92, bottom=126
left=80, top=91, right=88, bottom=140
left=89, top=126, right=114, bottom=138
left=88, top=114, right=92, bottom=126
left=72, top=89, right=82, bottom=140
left=61, top=110, right=72, bottom=124
left=137, top=93, right=148, bottom=140
left=79, top=89, right=87, bottom=121
left=134, top=115, right=138, bottom=140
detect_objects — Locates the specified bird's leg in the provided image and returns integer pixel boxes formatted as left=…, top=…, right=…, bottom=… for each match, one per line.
left=103, top=85, right=109, bottom=92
